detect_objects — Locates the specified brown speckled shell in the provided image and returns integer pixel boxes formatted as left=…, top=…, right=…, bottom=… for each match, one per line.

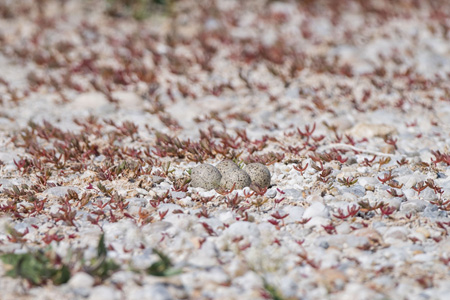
left=244, top=163, right=271, bottom=188
left=190, top=164, right=222, bottom=190
left=220, top=169, right=251, bottom=189
left=216, top=159, right=240, bottom=175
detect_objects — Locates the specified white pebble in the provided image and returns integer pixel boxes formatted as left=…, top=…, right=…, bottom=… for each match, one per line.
left=303, top=202, right=329, bottom=219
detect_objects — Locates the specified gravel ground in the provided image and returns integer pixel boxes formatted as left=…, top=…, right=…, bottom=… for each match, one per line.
left=1, top=0, right=450, bottom=299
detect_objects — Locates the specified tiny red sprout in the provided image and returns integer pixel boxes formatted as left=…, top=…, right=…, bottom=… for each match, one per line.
left=378, top=171, right=394, bottom=184
left=225, top=194, right=242, bottom=210
left=409, top=237, right=420, bottom=244
left=297, top=123, right=316, bottom=142
left=252, top=185, right=268, bottom=196
left=310, top=161, right=324, bottom=171
left=387, top=180, right=404, bottom=189
left=243, top=189, right=255, bottom=198
left=196, top=207, right=210, bottom=218
left=361, top=155, right=377, bottom=167
left=276, top=188, right=285, bottom=195
left=412, top=181, right=427, bottom=195
left=293, top=162, right=308, bottom=175
left=109, top=211, right=117, bottom=223
left=319, top=168, right=332, bottom=178
left=297, top=252, right=320, bottom=269
left=333, top=205, right=360, bottom=220
left=433, top=236, right=443, bottom=243
left=232, top=236, right=244, bottom=243
left=406, top=121, right=417, bottom=127
left=217, top=183, right=237, bottom=196
left=430, top=199, right=450, bottom=211
left=235, top=212, right=247, bottom=222
left=333, top=132, right=343, bottom=143
left=281, top=145, right=304, bottom=155
left=295, top=239, right=305, bottom=246
left=387, top=188, right=404, bottom=198
left=201, top=222, right=217, bottom=236
left=405, top=213, right=412, bottom=220
left=384, top=136, right=398, bottom=149
left=94, top=199, right=108, bottom=209
left=440, top=257, right=450, bottom=266
left=312, top=135, right=325, bottom=142
left=397, top=157, right=409, bottom=166
left=274, top=197, right=285, bottom=206
left=345, top=135, right=356, bottom=146
left=272, top=238, right=281, bottom=246
left=377, top=157, right=391, bottom=170
left=123, top=212, right=135, bottom=220
left=159, top=209, right=169, bottom=221
left=197, top=237, right=206, bottom=249
left=271, top=211, right=289, bottom=226
left=239, top=243, right=252, bottom=251
left=297, top=217, right=311, bottom=225
left=436, top=222, right=449, bottom=236
left=380, top=205, right=396, bottom=217
left=268, top=219, right=280, bottom=228
left=322, top=224, right=337, bottom=234
left=338, top=176, right=358, bottom=187
left=42, top=232, right=64, bottom=245
left=88, top=215, right=100, bottom=226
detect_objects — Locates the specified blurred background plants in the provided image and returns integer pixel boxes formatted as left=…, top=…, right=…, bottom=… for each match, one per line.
left=105, top=0, right=175, bottom=20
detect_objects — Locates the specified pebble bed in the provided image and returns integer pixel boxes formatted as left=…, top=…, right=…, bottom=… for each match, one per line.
left=0, top=1, right=450, bottom=299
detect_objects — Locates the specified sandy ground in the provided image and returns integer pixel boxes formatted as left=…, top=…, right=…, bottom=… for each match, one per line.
left=1, top=0, right=450, bottom=299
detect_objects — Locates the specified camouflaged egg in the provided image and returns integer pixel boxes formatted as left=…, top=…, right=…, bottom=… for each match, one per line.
left=216, top=159, right=240, bottom=175
left=244, top=163, right=271, bottom=188
left=220, top=168, right=251, bottom=189
left=190, top=164, right=222, bottom=190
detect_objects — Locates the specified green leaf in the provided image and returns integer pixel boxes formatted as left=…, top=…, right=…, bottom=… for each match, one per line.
left=97, top=234, right=107, bottom=257
left=263, top=280, right=285, bottom=300
left=147, top=249, right=181, bottom=277
left=52, top=265, right=71, bottom=285
left=87, top=234, right=119, bottom=280
left=1, top=251, right=71, bottom=286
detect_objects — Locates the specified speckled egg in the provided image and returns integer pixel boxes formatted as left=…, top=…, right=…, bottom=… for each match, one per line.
left=244, top=163, right=271, bottom=188
left=216, top=159, right=240, bottom=175
left=190, top=164, right=222, bottom=190
left=220, top=168, right=251, bottom=190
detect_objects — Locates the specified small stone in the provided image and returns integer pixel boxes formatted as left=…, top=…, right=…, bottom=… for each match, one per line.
left=353, top=228, right=383, bottom=247
left=89, top=286, right=120, bottom=300
left=346, top=123, right=397, bottom=139
left=216, top=159, right=240, bottom=175
left=265, top=188, right=277, bottom=198
left=69, top=272, right=95, bottom=289
left=416, top=227, right=430, bottom=238
left=383, top=226, right=409, bottom=242
left=128, top=284, right=173, bottom=300
left=400, top=200, right=427, bottom=213
left=284, top=206, right=304, bottom=223
left=220, top=168, right=251, bottom=189
left=244, top=163, right=271, bottom=188
left=380, top=144, right=395, bottom=154
left=336, top=222, right=351, bottom=234
left=44, top=186, right=81, bottom=198
left=303, top=202, right=329, bottom=219
left=319, top=268, right=348, bottom=291
left=319, top=241, right=329, bottom=249
left=190, top=164, right=222, bottom=190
